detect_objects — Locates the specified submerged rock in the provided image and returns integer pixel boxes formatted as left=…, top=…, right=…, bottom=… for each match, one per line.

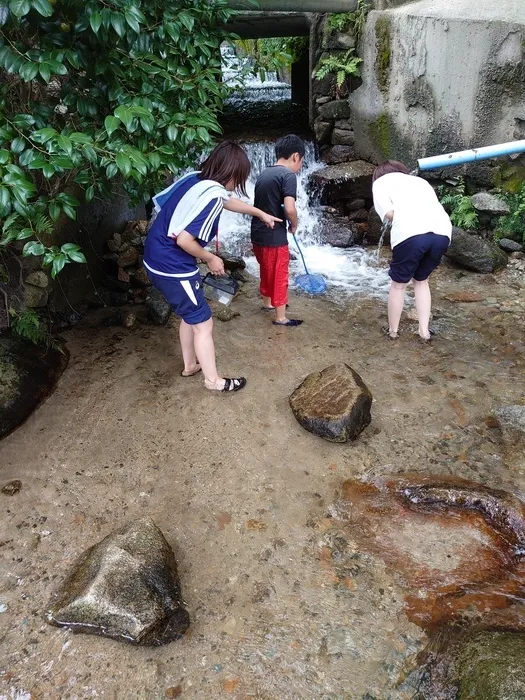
left=443, top=632, right=525, bottom=700
left=146, top=288, right=171, bottom=325
left=445, top=227, right=508, bottom=273
left=289, top=363, right=372, bottom=443
left=46, top=517, right=190, bottom=646
left=492, top=405, right=525, bottom=445
left=320, top=218, right=361, bottom=248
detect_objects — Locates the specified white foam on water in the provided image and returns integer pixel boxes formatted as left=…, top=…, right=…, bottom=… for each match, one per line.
left=219, top=141, right=391, bottom=300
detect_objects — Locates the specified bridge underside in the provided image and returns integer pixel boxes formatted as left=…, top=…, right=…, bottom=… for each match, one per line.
left=226, top=0, right=357, bottom=12
left=228, top=12, right=311, bottom=39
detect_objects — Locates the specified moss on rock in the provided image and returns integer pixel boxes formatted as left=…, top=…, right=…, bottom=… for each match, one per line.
left=0, top=349, right=21, bottom=406
left=369, top=113, right=391, bottom=158
left=375, top=15, right=391, bottom=92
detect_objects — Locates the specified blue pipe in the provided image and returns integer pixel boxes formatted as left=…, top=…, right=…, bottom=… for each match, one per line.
left=417, top=139, right=525, bottom=171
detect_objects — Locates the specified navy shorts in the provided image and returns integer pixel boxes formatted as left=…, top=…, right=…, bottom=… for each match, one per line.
left=146, top=270, right=212, bottom=325
left=390, top=233, right=450, bottom=284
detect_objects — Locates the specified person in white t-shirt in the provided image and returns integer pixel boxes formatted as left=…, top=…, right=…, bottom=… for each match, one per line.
left=372, top=160, right=452, bottom=342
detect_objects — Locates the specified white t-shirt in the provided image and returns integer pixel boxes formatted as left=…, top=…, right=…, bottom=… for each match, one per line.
left=372, top=172, right=452, bottom=249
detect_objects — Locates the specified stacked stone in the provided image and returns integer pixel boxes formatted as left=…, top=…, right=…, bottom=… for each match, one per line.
left=103, top=220, right=151, bottom=304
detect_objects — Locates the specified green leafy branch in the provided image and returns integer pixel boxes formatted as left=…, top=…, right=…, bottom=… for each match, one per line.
left=438, top=179, right=479, bottom=231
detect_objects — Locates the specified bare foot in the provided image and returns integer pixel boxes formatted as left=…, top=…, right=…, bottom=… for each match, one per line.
left=181, top=365, right=202, bottom=377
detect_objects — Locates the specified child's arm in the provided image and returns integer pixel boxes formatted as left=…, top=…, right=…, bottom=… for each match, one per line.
left=284, top=196, right=298, bottom=234
left=224, top=198, right=282, bottom=229
left=177, top=231, right=225, bottom=275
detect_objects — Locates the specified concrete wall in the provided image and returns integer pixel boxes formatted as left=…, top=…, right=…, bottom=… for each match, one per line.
left=349, top=0, right=525, bottom=181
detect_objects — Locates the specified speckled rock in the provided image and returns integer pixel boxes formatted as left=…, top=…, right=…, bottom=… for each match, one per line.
left=492, top=405, right=525, bottom=445
left=46, top=518, right=190, bottom=646
left=311, top=161, right=375, bottom=203
left=445, top=227, right=508, bottom=273
left=289, top=363, right=372, bottom=443
left=498, top=238, right=523, bottom=253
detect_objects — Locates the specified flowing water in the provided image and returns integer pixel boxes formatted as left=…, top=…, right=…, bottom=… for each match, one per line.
left=219, top=140, right=391, bottom=301
left=220, top=47, right=391, bottom=301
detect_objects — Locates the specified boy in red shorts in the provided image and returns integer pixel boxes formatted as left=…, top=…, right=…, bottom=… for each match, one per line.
left=251, top=134, right=305, bottom=327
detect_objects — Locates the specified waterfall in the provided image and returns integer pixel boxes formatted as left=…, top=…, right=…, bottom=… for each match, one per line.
left=219, top=141, right=391, bottom=299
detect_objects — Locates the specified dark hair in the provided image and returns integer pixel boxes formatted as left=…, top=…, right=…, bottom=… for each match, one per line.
left=275, top=134, right=306, bottom=161
left=200, top=141, right=250, bottom=197
left=372, top=160, right=411, bottom=182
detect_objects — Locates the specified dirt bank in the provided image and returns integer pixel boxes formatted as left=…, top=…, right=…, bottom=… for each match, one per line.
left=1, top=260, right=524, bottom=700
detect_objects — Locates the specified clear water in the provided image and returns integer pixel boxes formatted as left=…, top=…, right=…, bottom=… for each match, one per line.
left=219, top=141, right=391, bottom=301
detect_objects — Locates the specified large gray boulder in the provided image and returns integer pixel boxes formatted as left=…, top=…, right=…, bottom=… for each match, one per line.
left=318, top=99, right=351, bottom=121
left=46, top=518, right=190, bottom=646
left=471, top=192, right=510, bottom=216
left=445, top=227, right=508, bottom=273
left=320, top=218, right=362, bottom=248
left=289, top=363, right=372, bottom=443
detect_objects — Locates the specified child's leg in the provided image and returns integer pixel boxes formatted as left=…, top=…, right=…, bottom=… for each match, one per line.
left=273, top=247, right=289, bottom=322
left=413, top=278, right=432, bottom=339
left=387, top=281, right=408, bottom=336
left=253, top=244, right=273, bottom=308
left=180, top=320, right=199, bottom=373
left=192, top=318, right=222, bottom=388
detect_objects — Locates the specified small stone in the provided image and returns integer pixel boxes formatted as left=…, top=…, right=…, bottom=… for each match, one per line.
left=316, top=96, right=331, bottom=105
left=2, top=479, right=21, bottom=496
left=146, top=288, right=171, bottom=325
left=215, top=307, right=240, bottom=322
left=471, top=192, right=510, bottom=215
left=46, top=517, right=190, bottom=646
left=511, top=251, right=525, bottom=260
left=165, top=687, right=182, bottom=698
left=347, top=198, right=366, bottom=212
left=331, top=128, right=355, bottom=147
left=289, top=363, right=372, bottom=443
left=318, top=99, right=351, bottom=121
left=121, top=312, right=137, bottom=329
left=25, top=271, right=48, bottom=289
left=347, top=208, right=368, bottom=222
left=217, top=253, right=246, bottom=272
left=498, top=238, right=523, bottom=253
left=444, top=291, right=484, bottom=303
left=492, top=405, right=525, bottom=445
left=314, top=120, right=332, bottom=143
left=133, top=267, right=151, bottom=287
left=321, top=145, right=356, bottom=165
left=23, top=283, right=48, bottom=308
left=117, top=268, right=130, bottom=284
left=246, top=520, right=267, bottom=531
left=117, top=247, right=139, bottom=269
left=321, top=218, right=361, bottom=248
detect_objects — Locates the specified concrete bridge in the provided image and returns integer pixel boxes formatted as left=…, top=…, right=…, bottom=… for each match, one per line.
left=226, top=0, right=357, bottom=11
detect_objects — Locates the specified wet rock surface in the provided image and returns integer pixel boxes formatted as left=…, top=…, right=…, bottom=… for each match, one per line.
left=471, top=192, right=510, bottom=215
left=492, top=405, right=525, bottom=445
left=289, top=363, right=372, bottom=442
left=310, top=160, right=375, bottom=204
left=498, top=237, right=523, bottom=253
left=0, top=338, right=69, bottom=440
left=446, top=227, right=508, bottom=273
left=321, top=217, right=361, bottom=248
left=46, top=517, right=190, bottom=646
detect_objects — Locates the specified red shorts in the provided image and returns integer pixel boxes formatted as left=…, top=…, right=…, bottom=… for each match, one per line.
left=252, top=244, right=290, bottom=308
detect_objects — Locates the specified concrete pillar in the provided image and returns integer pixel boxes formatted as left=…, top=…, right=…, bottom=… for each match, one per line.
left=227, top=0, right=357, bottom=12
left=228, top=12, right=310, bottom=38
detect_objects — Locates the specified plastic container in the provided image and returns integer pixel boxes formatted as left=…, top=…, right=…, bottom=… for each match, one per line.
left=202, top=273, right=239, bottom=307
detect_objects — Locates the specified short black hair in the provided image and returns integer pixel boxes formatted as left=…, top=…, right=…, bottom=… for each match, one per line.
left=275, top=134, right=306, bottom=160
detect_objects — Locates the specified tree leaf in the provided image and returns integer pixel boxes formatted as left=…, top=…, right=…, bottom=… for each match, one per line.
left=0, top=186, right=10, bottom=209
left=9, top=0, right=31, bottom=18
left=48, top=202, right=61, bottom=220
left=124, top=8, right=140, bottom=33
left=23, top=240, right=45, bottom=257
left=39, top=62, right=51, bottom=82
left=110, top=11, right=125, bottom=37
left=31, top=0, right=53, bottom=16
left=104, top=115, right=120, bottom=137
left=57, top=134, right=73, bottom=156
left=20, top=62, right=39, bottom=82
left=89, top=11, right=102, bottom=34
left=11, top=137, right=26, bottom=154
left=115, top=152, right=132, bottom=177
